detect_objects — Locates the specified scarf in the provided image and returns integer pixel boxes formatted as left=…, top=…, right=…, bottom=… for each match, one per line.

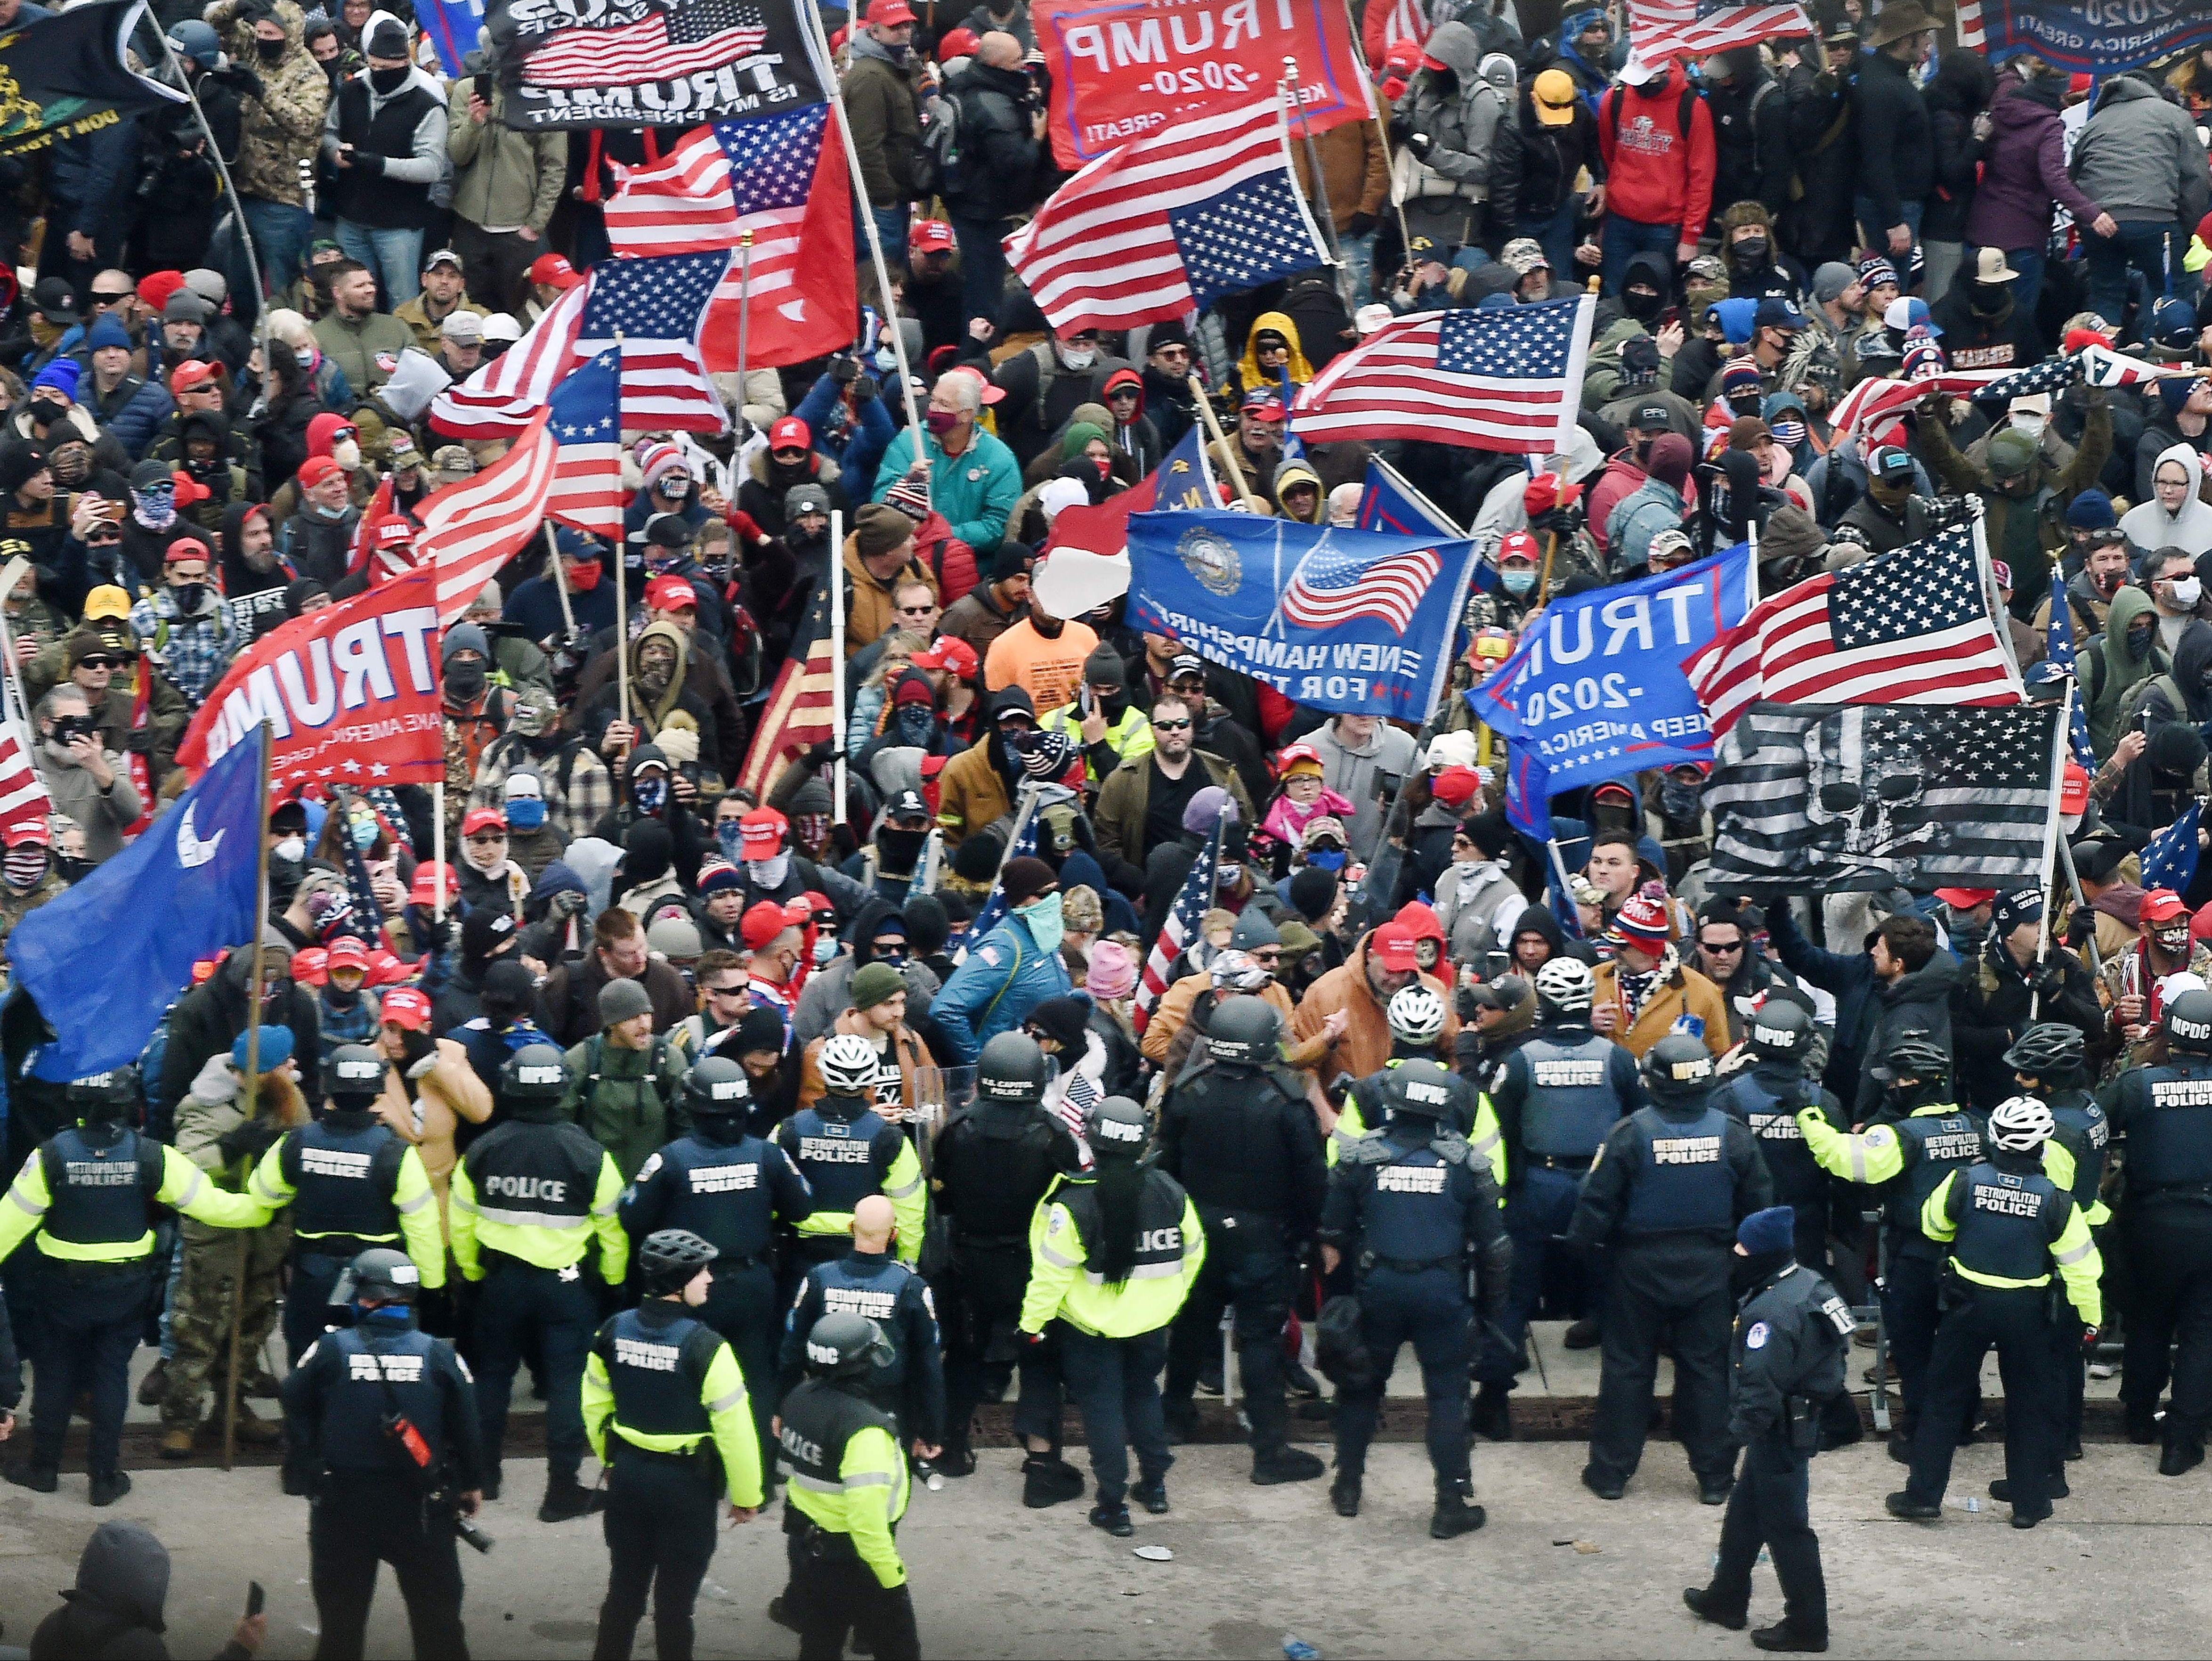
left=1615, top=942, right=1680, bottom=1025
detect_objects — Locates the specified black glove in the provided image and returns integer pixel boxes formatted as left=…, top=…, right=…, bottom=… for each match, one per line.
left=1345, top=211, right=1379, bottom=238
left=2064, top=907, right=2097, bottom=948
left=2033, top=964, right=2068, bottom=1000
left=1406, top=131, right=1434, bottom=160
left=851, top=373, right=880, bottom=405
left=831, top=355, right=860, bottom=385
left=353, top=151, right=385, bottom=176
left=216, top=1118, right=280, bottom=1162
left=802, top=741, right=846, bottom=771
left=416, top=1284, right=454, bottom=1338
left=551, top=888, right=587, bottom=919
left=230, top=66, right=264, bottom=100
left=1531, top=504, right=1584, bottom=537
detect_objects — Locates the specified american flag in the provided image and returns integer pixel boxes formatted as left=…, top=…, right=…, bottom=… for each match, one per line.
left=1685, top=523, right=2023, bottom=736
left=429, top=281, right=589, bottom=440
left=1134, top=802, right=1227, bottom=1036
left=1366, top=0, right=1430, bottom=52
left=1703, top=702, right=2061, bottom=893
left=0, top=727, right=51, bottom=848
left=1292, top=297, right=1595, bottom=455
left=1005, top=98, right=1331, bottom=334
left=2080, top=342, right=2194, bottom=389
left=606, top=104, right=823, bottom=258
left=574, top=249, right=731, bottom=433
left=1280, top=535, right=1442, bottom=633
left=735, top=580, right=835, bottom=799
left=515, top=0, right=766, bottom=86
left=1626, top=0, right=1816, bottom=61
left=416, top=410, right=559, bottom=625
left=959, top=789, right=1043, bottom=959
left=2044, top=583, right=2097, bottom=769
left=2144, top=800, right=2204, bottom=896
left=545, top=349, right=625, bottom=539
left=1828, top=353, right=2084, bottom=440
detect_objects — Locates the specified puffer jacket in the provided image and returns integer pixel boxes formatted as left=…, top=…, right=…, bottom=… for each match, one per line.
left=2070, top=72, right=2212, bottom=226
left=1401, top=23, right=1503, bottom=210
left=931, top=909, right=1073, bottom=1065
left=1967, top=73, right=2100, bottom=251
left=207, top=0, right=328, bottom=207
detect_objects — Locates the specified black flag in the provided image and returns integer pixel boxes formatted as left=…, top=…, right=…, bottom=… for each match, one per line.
left=0, top=0, right=185, bottom=158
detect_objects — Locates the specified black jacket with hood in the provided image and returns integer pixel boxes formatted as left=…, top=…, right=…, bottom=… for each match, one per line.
left=30, top=1520, right=253, bottom=1661
left=157, top=943, right=323, bottom=1132
left=218, top=501, right=293, bottom=641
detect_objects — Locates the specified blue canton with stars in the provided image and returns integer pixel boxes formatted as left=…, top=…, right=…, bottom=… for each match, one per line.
left=1829, top=524, right=1983, bottom=652
left=1165, top=171, right=1324, bottom=311
left=548, top=349, right=620, bottom=443
left=582, top=248, right=729, bottom=340
left=1435, top=296, right=1581, bottom=378
left=671, top=0, right=760, bottom=44
left=714, top=104, right=825, bottom=215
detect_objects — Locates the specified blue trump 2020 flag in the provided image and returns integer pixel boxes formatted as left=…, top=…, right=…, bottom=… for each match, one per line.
left=1475, top=541, right=1756, bottom=835
left=1127, top=512, right=1483, bottom=720
left=14, top=729, right=267, bottom=1082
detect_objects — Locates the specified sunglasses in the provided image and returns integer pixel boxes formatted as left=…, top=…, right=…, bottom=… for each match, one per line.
left=705, top=982, right=748, bottom=998
left=1152, top=717, right=1192, bottom=731
left=91, top=290, right=131, bottom=303
left=1698, top=938, right=1744, bottom=953
left=75, top=655, right=117, bottom=670
left=1107, top=388, right=1139, bottom=399
left=465, top=832, right=505, bottom=845
left=896, top=603, right=936, bottom=616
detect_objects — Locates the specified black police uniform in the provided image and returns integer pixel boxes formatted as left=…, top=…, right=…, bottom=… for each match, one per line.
left=1698, top=1262, right=1854, bottom=1644
left=776, top=1095, right=914, bottom=1279
left=932, top=1086, right=1075, bottom=1462
left=265, top=1113, right=424, bottom=1362
left=1155, top=1044, right=1327, bottom=1457
left=1321, top=1070, right=1511, bottom=1496
left=2043, top=1083, right=2109, bottom=1459
left=778, top=1248, right=946, bottom=1449
left=2108, top=1049, right=2212, bottom=1451
left=1486, top=1020, right=1643, bottom=1360
left=282, top=1317, right=482, bottom=1659
left=1569, top=1097, right=1774, bottom=1493
left=622, top=1124, right=812, bottom=1463
left=778, top=1374, right=920, bottom=1660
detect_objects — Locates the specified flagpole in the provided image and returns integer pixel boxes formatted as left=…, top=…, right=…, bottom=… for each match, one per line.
left=543, top=522, right=575, bottom=636
left=2028, top=681, right=2074, bottom=1022
left=1188, top=375, right=1263, bottom=513
left=734, top=229, right=755, bottom=443
left=1282, top=57, right=1353, bottom=313
left=432, top=782, right=447, bottom=926
left=2056, top=835, right=2103, bottom=980
left=830, top=508, right=847, bottom=822
left=614, top=327, right=631, bottom=733
left=221, top=721, right=274, bottom=1472
left=154, top=32, right=265, bottom=349
left=0, top=553, right=35, bottom=739
left=1546, top=837, right=1583, bottom=940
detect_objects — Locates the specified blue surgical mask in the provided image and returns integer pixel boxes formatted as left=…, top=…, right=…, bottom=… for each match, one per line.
left=717, top=822, right=744, bottom=861
left=1307, top=848, right=1347, bottom=871
left=507, top=797, right=546, bottom=831
left=1502, top=568, right=1537, bottom=596
left=1018, top=891, right=1064, bottom=953
left=349, top=815, right=378, bottom=850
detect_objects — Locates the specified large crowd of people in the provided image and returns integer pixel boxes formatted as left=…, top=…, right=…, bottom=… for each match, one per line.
left=0, top=0, right=2209, bottom=1653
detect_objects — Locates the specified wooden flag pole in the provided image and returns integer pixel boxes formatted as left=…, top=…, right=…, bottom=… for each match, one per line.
left=221, top=722, right=275, bottom=1470
left=1190, top=375, right=1264, bottom=513
left=543, top=522, right=575, bottom=636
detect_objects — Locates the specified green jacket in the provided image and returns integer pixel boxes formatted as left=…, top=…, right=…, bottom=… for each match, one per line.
left=446, top=80, right=568, bottom=238
left=2081, top=584, right=2166, bottom=761
left=874, top=426, right=1022, bottom=555
left=558, top=1033, right=688, bottom=1182
left=843, top=43, right=925, bottom=206
left=313, top=308, right=418, bottom=400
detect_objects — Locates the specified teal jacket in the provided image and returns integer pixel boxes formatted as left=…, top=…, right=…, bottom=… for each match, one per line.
left=873, top=425, right=1022, bottom=554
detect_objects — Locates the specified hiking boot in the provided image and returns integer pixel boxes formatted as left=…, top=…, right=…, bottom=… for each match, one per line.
left=160, top=1424, right=196, bottom=1460
left=1131, top=1477, right=1170, bottom=1515
left=1250, top=1445, right=1325, bottom=1485
left=233, top=1411, right=284, bottom=1448
left=1021, top=1454, right=1085, bottom=1508
left=1682, top=1588, right=1748, bottom=1631
left=538, top=1477, right=604, bottom=1523
left=1088, top=1502, right=1134, bottom=1538
left=88, top=1470, right=131, bottom=1507
left=4, top=1458, right=57, bottom=1492
left=2160, top=1440, right=2204, bottom=1478
left=1751, top=1622, right=1828, bottom=1652
left=1329, top=1472, right=1361, bottom=1516
left=136, top=1357, right=170, bottom=1407
left=1429, top=1480, right=1484, bottom=1539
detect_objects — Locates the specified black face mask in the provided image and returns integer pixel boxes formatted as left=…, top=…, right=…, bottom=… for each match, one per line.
left=1730, top=1246, right=1792, bottom=1295
left=325, top=983, right=361, bottom=1010
left=1099, top=690, right=1129, bottom=723
left=28, top=398, right=66, bottom=429
left=172, top=582, right=206, bottom=615
left=1969, top=282, right=2009, bottom=316
left=54, top=854, right=94, bottom=885
left=1623, top=286, right=1664, bottom=323
left=875, top=825, right=927, bottom=872
left=256, top=34, right=285, bottom=60
left=1730, top=237, right=1769, bottom=269
left=369, top=64, right=408, bottom=93
left=446, top=660, right=487, bottom=701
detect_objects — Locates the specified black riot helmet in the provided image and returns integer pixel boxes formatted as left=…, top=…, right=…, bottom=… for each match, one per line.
left=1641, top=1034, right=1716, bottom=1106
left=1870, top=1029, right=1950, bottom=1090
left=1204, top=995, right=1282, bottom=1069
left=804, top=1311, right=894, bottom=1379
left=1385, top=1058, right=1457, bottom=1120
left=976, top=1032, right=1048, bottom=1105
left=501, top=1043, right=570, bottom=1113
left=638, top=1228, right=719, bottom=1297
left=324, top=1044, right=385, bottom=1111
left=2001, top=1021, right=2085, bottom=1085
left=1747, top=999, right=1812, bottom=1065
left=682, top=1056, right=752, bottom=1121
left=67, top=1066, right=141, bottom=1126
left=1086, top=1095, right=1149, bottom=1156
left=332, top=1246, right=420, bottom=1308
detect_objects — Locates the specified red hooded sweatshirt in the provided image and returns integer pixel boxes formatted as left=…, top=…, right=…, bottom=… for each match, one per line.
left=1596, top=73, right=1716, bottom=235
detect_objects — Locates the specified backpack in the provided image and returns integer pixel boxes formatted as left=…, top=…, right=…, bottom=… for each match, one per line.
left=916, top=87, right=965, bottom=198
left=1606, top=80, right=1701, bottom=156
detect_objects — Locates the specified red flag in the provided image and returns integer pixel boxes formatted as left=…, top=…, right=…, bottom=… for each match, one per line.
left=416, top=410, right=559, bottom=625
left=176, top=565, right=445, bottom=792
left=697, top=114, right=854, bottom=371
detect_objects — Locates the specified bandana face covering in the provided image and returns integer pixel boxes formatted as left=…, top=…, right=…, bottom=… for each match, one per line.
left=1018, top=891, right=1064, bottom=953
left=4, top=845, right=45, bottom=889
left=133, top=482, right=177, bottom=530
left=747, top=852, right=791, bottom=889
left=633, top=774, right=668, bottom=814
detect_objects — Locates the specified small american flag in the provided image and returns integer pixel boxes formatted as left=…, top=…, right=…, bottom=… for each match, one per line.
left=1280, top=536, right=1442, bottom=633
left=1686, top=522, right=2022, bottom=737
left=545, top=349, right=625, bottom=539
left=2079, top=342, right=2195, bottom=390
left=735, top=582, right=836, bottom=800
left=1134, top=805, right=1226, bottom=1036
left=961, top=791, right=1043, bottom=959
left=2044, top=583, right=2097, bottom=769
left=429, top=281, right=588, bottom=440
left=2144, top=801, right=2204, bottom=896
left=1005, top=99, right=1331, bottom=334
left=517, top=0, right=766, bottom=87
left=574, top=249, right=731, bottom=433
left=1292, top=297, right=1595, bottom=455
left=605, top=104, right=825, bottom=259
left=1829, top=353, right=2083, bottom=440
left=417, top=411, right=559, bottom=625
left=0, top=727, right=52, bottom=847
left=1627, top=0, right=1815, bottom=61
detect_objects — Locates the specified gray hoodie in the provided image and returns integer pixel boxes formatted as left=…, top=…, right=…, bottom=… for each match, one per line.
left=2069, top=73, right=2212, bottom=225
left=28, top=1522, right=191, bottom=1661
left=1311, top=717, right=1419, bottom=861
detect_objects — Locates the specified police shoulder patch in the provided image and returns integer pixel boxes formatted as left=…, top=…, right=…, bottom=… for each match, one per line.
left=1745, top=1321, right=1771, bottom=1350
left=1821, top=1295, right=1855, bottom=1335
left=635, top=1152, right=662, bottom=1183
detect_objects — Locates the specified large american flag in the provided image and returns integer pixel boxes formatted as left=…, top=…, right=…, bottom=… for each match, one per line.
left=429, top=281, right=589, bottom=440
left=1005, top=98, right=1331, bottom=334
left=1627, top=0, right=1815, bottom=60
left=1685, top=522, right=2022, bottom=737
left=1134, top=802, right=1226, bottom=1037
left=574, top=248, right=731, bottom=433
left=735, top=581, right=835, bottom=799
left=1280, top=536, right=1442, bottom=633
left=605, top=104, right=823, bottom=258
left=1291, top=296, right=1595, bottom=455
left=0, top=727, right=50, bottom=848
left=1828, top=353, right=2083, bottom=440
left=417, top=411, right=559, bottom=624
left=1704, top=702, right=2061, bottom=893
left=545, top=348, right=625, bottom=539
left=517, top=0, right=766, bottom=85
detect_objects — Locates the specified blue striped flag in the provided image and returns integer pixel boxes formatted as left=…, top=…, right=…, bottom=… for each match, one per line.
left=959, top=790, right=1042, bottom=959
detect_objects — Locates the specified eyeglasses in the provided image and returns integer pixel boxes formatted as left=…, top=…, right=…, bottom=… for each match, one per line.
left=896, top=603, right=937, bottom=616
left=1152, top=717, right=1192, bottom=731
left=1698, top=938, right=1744, bottom=954
left=705, top=982, right=748, bottom=999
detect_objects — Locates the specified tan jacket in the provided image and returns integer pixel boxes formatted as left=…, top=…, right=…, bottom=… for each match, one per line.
left=174, top=1053, right=308, bottom=1254
left=1291, top=117, right=1389, bottom=234
left=1091, top=749, right=1254, bottom=868
left=372, top=1038, right=493, bottom=1239
left=1592, top=959, right=1733, bottom=1061
left=1291, top=935, right=1458, bottom=1083
left=841, top=535, right=940, bottom=659
left=1141, top=973, right=1330, bottom=1077
left=796, top=1017, right=936, bottom=1114
left=934, top=733, right=1013, bottom=849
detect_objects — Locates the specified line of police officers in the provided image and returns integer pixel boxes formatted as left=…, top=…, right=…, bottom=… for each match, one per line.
left=10, top=960, right=2212, bottom=1653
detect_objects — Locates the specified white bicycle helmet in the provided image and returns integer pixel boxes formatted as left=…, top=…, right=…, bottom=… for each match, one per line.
left=1387, top=984, right=1447, bottom=1045
left=1987, top=1095, right=2054, bottom=1154
left=1534, top=957, right=1595, bottom=1015
left=818, top=1033, right=882, bottom=1095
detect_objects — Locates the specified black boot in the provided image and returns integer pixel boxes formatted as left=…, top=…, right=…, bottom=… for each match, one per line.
left=1251, top=1444, right=1325, bottom=1484
left=538, top=1476, right=604, bottom=1523
left=1329, top=1469, right=1361, bottom=1516
left=1751, top=1621, right=1828, bottom=1652
left=1884, top=1491, right=1940, bottom=1520
left=1429, top=1478, right=1484, bottom=1539
left=88, top=1469, right=131, bottom=1507
left=1021, top=1452, right=1086, bottom=1507
left=2160, top=1438, right=2204, bottom=1477
left=3, top=1458, right=57, bottom=1493
left=936, top=1437, right=977, bottom=1478
left=1131, top=1476, right=1170, bottom=1514
left=1682, top=1588, right=1747, bottom=1631
left=1470, top=1382, right=1514, bottom=1441
left=2126, top=1408, right=2160, bottom=1445
left=1088, top=1501, right=1134, bottom=1537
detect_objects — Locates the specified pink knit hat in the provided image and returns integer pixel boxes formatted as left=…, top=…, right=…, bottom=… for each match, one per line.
left=1087, top=939, right=1137, bottom=1000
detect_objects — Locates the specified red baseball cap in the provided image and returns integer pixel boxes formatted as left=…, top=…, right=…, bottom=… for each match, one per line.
left=1, top=818, right=49, bottom=848
left=869, top=0, right=916, bottom=22
left=2143, top=888, right=2191, bottom=925
left=1932, top=887, right=1996, bottom=908
left=169, top=358, right=221, bottom=394
left=769, top=415, right=810, bottom=452
left=290, top=946, right=329, bottom=987
left=171, top=472, right=212, bottom=508
left=1523, top=472, right=1583, bottom=517
left=644, top=573, right=698, bottom=612
left=461, top=807, right=506, bottom=838
left=164, top=536, right=212, bottom=566
left=297, top=455, right=342, bottom=489
left=2060, top=761, right=2090, bottom=819
left=911, top=220, right=955, bottom=254
left=1498, top=529, right=1541, bottom=564
left=407, top=862, right=459, bottom=905
left=910, top=636, right=978, bottom=677
left=527, top=252, right=581, bottom=290
left=364, top=949, right=413, bottom=987
left=326, top=934, right=371, bottom=971
left=381, top=985, right=433, bottom=1031
left=741, top=899, right=792, bottom=950
left=1370, top=923, right=1420, bottom=972
left=740, top=805, right=787, bottom=859
left=1430, top=765, right=1480, bottom=808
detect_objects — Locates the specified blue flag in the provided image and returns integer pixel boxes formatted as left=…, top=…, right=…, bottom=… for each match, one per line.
left=15, top=732, right=268, bottom=1082
left=1473, top=540, right=1754, bottom=827
left=960, top=790, right=1043, bottom=958
left=2144, top=800, right=2202, bottom=897
left=1355, top=458, right=1500, bottom=596
left=416, top=0, right=485, bottom=75
left=1127, top=512, right=1483, bottom=720
left=2045, top=591, right=2098, bottom=770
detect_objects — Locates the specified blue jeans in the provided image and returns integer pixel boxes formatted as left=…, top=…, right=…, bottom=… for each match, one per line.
left=1852, top=195, right=1923, bottom=263
left=2085, top=220, right=2180, bottom=330
left=239, top=195, right=314, bottom=297
left=949, top=213, right=1013, bottom=330
left=1519, top=199, right=1583, bottom=286
left=867, top=204, right=911, bottom=270
left=1600, top=215, right=1679, bottom=296
left=335, top=219, right=424, bottom=305
left=1058, top=1324, right=1172, bottom=1507
left=1337, top=227, right=1378, bottom=306
left=1971, top=244, right=2046, bottom=325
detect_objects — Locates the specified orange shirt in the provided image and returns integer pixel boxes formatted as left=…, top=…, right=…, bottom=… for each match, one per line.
left=983, top=618, right=1100, bottom=715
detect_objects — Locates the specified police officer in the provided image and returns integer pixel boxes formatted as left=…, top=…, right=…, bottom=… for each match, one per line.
left=583, top=1228, right=764, bottom=1661
left=1569, top=1034, right=1774, bottom=1502
left=2004, top=1020, right=2108, bottom=1466
left=1711, top=999, right=1860, bottom=1449
left=932, top=1031, right=1080, bottom=1488
left=1683, top=1207, right=1856, bottom=1653
left=1794, top=1030, right=1981, bottom=1460
left=0, top=1067, right=267, bottom=1504
left=1019, top=1096, right=1204, bottom=1536
left=449, top=1043, right=629, bottom=1522
left=777, top=1032, right=926, bottom=1277
left=1885, top=1097, right=2103, bottom=1529
left=1321, top=1058, right=1511, bottom=1536
left=1487, top=958, right=1643, bottom=1372
left=778, top=1194, right=946, bottom=1458
left=777, top=1311, right=921, bottom=1661
left=1333, top=985, right=1506, bottom=1181
left=1156, top=994, right=1329, bottom=1483
left=281, top=1248, right=480, bottom=1659
left=622, top=1056, right=813, bottom=1469
left=252, top=1044, right=447, bottom=1367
